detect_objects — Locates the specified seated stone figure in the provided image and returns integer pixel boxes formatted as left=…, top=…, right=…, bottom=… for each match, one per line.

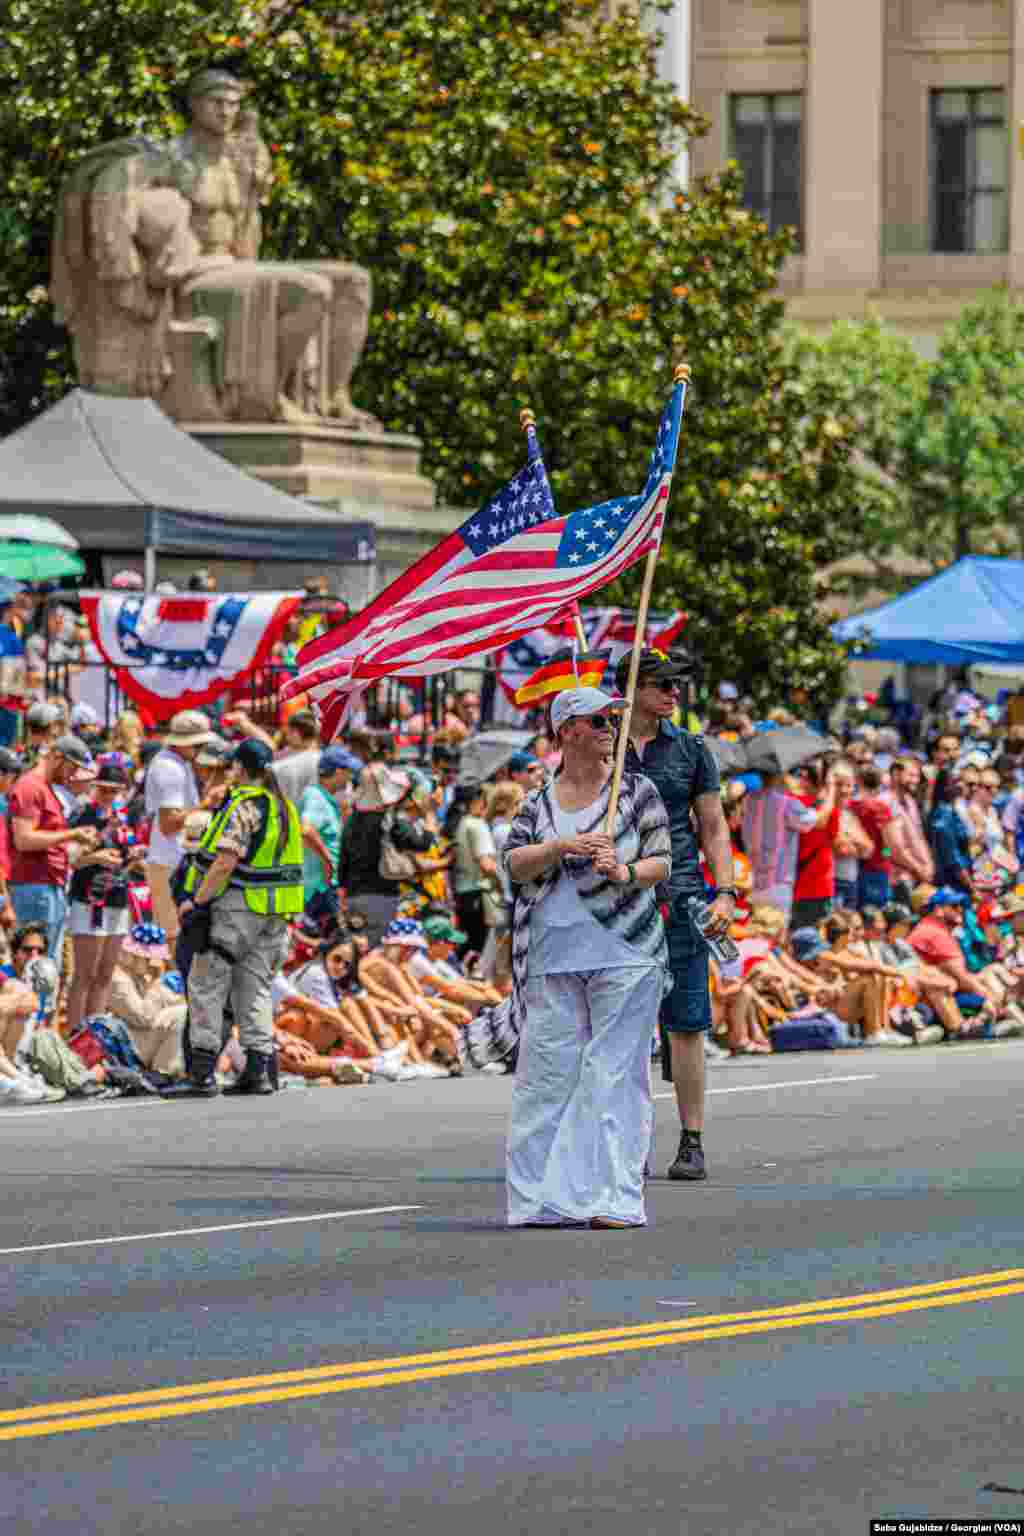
left=52, top=68, right=377, bottom=427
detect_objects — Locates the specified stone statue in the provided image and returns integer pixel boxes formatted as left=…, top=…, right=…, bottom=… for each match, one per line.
left=51, top=69, right=378, bottom=428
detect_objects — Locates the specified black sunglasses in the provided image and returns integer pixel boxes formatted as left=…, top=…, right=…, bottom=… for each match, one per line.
left=579, top=713, right=618, bottom=731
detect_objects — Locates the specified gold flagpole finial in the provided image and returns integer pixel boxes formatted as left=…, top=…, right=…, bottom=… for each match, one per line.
left=673, top=362, right=691, bottom=385
left=519, top=407, right=537, bottom=431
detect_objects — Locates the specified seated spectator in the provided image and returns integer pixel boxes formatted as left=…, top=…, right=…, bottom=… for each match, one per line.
left=801, top=916, right=911, bottom=1047
left=407, top=915, right=502, bottom=1020
left=907, top=888, right=1018, bottom=1034
left=360, top=918, right=464, bottom=1074
left=272, top=928, right=395, bottom=1062
left=108, top=923, right=186, bottom=1075
left=0, top=921, right=110, bottom=1097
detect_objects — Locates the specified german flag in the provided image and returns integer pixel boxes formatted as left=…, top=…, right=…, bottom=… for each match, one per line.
left=514, top=648, right=610, bottom=706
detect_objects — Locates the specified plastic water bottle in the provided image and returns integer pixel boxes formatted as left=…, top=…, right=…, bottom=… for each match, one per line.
left=688, top=896, right=741, bottom=973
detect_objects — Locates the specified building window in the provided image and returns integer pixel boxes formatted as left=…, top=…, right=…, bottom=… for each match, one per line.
left=729, top=94, right=803, bottom=244
left=931, top=89, right=1007, bottom=253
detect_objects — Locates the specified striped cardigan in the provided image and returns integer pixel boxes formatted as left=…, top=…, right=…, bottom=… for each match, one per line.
left=499, top=771, right=672, bottom=1041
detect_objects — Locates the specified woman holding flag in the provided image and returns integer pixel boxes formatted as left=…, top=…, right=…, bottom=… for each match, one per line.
left=503, top=686, right=671, bottom=1229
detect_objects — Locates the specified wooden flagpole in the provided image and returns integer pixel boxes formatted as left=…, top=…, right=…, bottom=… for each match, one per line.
left=604, top=362, right=690, bottom=836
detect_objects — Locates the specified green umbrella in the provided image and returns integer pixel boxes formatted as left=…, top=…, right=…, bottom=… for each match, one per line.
left=0, top=542, right=84, bottom=581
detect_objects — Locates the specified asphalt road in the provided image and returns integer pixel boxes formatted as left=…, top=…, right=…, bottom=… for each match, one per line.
left=1, top=1043, right=1023, bottom=1536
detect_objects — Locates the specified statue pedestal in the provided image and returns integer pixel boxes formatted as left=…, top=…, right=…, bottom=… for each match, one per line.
left=183, top=419, right=461, bottom=596
left=182, top=420, right=437, bottom=511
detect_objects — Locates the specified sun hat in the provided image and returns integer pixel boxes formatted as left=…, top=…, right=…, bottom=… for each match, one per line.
left=195, top=737, right=233, bottom=767
left=25, top=700, right=62, bottom=730
left=180, top=810, right=212, bottom=854
left=790, top=927, right=829, bottom=963
left=165, top=710, right=216, bottom=748
left=354, top=763, right=411, bottom=812
left=550, top=687, right=628, bottom=734
left=122, top=922, right=170, bottom=961
left=111, top=570, right=144, bottom=591
left=381, top=917, right=428, bottom=950
left=422, top=915, right=467, bottom=946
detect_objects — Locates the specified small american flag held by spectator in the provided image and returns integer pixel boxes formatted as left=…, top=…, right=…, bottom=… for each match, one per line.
left=284, top=376, right=689, bottom=741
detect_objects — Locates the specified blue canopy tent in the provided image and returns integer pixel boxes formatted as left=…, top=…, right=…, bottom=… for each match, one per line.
left=831, top=556, right=1024, bottom=666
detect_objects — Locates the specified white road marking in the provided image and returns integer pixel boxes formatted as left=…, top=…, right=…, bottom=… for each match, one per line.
left=654, top=1072, right=878, bottom=1100
left=0, top=1206, right=423, bottom=1258
left=0, top=1097, right=171, bottom=1121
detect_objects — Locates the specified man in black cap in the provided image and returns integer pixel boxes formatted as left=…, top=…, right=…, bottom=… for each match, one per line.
left=618, top=648, right=735, bottom=1182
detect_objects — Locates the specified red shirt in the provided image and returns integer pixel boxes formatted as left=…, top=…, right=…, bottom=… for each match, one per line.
left=793, top=794, right=840, bottom=901
left=0, top=811, right=10, bottom=882
left=908, top=914, right=960, bottom=967
left=8, top=768, right=69, bottom=886
left=850, top=796, right=895, bottom=875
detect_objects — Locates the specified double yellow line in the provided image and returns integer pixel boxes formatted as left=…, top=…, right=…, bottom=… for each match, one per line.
left=3, top=1267, right=1022, bottom=1442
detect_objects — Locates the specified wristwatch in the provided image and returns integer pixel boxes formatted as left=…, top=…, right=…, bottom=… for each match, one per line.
left=626, top=863, right=638, bottom=884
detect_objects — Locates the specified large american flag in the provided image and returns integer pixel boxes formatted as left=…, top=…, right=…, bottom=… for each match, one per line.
left=284, top=376, right=689, bottom=739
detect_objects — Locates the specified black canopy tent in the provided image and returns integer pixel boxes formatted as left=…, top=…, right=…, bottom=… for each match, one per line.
left=0, top=389, right=375, bottom=579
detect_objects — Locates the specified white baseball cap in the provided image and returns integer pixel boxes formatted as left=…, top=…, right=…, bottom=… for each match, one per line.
left=550, top=687, right=628, bottom=733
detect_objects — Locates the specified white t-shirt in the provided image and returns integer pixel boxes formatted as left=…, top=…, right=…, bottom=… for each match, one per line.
left=407, top=950, right=464, bottom=993
left=144, top=749, right=199, bottom=870
left=529, top=801, right=645, bottom=974
left=273, top=749, right=320, bottom=806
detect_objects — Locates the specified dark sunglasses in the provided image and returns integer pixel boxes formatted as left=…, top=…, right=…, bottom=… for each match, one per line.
left=18, top=944, right=45, bottom=956
left=580, top=713, right=618, bottom=732
left=649, top=679, right=682, bottom=693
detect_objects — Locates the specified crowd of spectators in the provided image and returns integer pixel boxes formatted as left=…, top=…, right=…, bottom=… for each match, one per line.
left=702, top=686, right=1024, bottom=1054
left=2, top=567, right=1024, bottom=1103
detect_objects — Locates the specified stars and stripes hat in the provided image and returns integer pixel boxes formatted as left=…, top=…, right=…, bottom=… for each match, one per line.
left=382, top=917, right=428, bottom=950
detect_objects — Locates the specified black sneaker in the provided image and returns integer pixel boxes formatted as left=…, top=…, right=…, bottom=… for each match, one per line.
left=667, top=1133, right=707, bottom=1181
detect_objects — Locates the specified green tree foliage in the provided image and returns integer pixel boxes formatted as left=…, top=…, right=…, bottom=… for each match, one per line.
left=1, top=0, right=866, bottom=709
left=790, top=295, right=1024, bottom=576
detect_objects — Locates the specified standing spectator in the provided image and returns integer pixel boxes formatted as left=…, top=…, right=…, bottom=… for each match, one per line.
left=22, top=700, right=62, bottom=768
left=299, top=748, right=357, bottom=908
left=791, top=760, right=841, bottom=931
left=743, top=768, right=836, bottom=920
left=831, top=759, right=872, bottom=909
left=8, top=735, right=98, bottom=960
left=271, top=708, right=321, bottom=805
left=0, top=595, right=27, bottom=749
left=430, top=743, right=461, bottom=817
left=0, top=748, right=17, bottom=932
left=851, top=765, right=910, bottom=910
left=143, top=710, right=216, bottom=944
left=337, top=763, right=422, bottom=945
left=65, top=760, right=135, bottom=1035
left=881, top=756, right=935, bottom=902
left=926, top=768, right=973, bottom=896
left=446, top=782, right=498, bottom=962
left=110, top=710, right=145, bottom=762
left=506, top=752, right=545, bottom=794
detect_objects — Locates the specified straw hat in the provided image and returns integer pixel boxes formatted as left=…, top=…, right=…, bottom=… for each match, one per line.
left=165, top=710, right=216, bottom=748
left=354, top=763, right=411, bottom=812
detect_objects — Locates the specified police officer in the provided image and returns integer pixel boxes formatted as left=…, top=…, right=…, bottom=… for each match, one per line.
left=168, top=738, right=304, bottom=1097
left=618, top=648, right=735, bottom=1181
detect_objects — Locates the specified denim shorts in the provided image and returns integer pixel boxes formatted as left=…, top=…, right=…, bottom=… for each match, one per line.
left=660, top=896, right=711, bottom=1035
